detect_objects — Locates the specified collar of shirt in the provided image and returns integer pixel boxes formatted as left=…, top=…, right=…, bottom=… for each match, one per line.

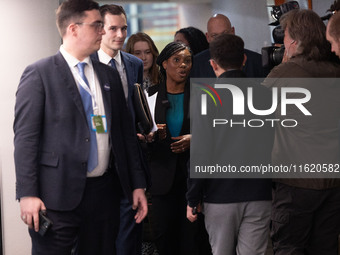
left=98, top=48, right=122, bottom=66
left=60, top=45, right=92, bottom=69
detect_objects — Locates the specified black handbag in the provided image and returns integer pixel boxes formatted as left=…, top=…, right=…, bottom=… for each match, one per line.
left=133, top=83, right=153, bottom=135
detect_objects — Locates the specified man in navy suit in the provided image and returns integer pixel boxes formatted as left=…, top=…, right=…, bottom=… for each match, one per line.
left=14, top=1, right=147, bottom=254
left=93, top=5, right=143, bottom=121
left=190, top=14, right=266, bottom=78
left=91, top=4, right=147, bottom=255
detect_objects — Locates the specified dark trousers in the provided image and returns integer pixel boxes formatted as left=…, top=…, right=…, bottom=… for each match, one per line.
left=116, top=196, right=143, bottom=255
left=150, top=180, right=211, bottom=255
left=30, top=171, right=121, bottom=255
left=271, top=182, right=340, bottom=255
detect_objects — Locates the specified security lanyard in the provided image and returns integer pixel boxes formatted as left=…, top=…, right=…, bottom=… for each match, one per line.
left=72, top=65, right=98, bottom=112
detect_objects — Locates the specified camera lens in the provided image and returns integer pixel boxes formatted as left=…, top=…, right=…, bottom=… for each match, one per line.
left=272, top=46, right=285, bottom=65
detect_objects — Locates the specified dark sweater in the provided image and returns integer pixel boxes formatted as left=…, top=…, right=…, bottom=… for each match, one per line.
left=186, top=70, right=274, bottom=207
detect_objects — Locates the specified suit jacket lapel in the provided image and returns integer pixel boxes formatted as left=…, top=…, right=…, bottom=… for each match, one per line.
left=121, top=52, right=134, bottom=96
left=54, top=52, right=88, bottom=122
left=92, top=61, right=112, bottom=132
left=155, top=81, right=168, bottom=124
left=154, top=80, right=190, bottom=135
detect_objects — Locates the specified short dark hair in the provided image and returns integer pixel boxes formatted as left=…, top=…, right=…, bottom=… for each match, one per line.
left=56, top=0, right=99, bottom=37
left=175, top=27, right=209, bottom=55
left=99, top=4, right=126, bottom=20
left=210, top=34, right=244, bottom=70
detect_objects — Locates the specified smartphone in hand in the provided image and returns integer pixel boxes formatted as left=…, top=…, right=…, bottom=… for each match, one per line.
left=38, top=210, right=53, bottom=236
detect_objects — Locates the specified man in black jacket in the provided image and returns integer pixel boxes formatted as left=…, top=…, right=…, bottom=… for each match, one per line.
left=187, top=34, right=274, bottom=255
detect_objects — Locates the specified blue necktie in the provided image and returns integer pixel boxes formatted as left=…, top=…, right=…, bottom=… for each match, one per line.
left=110, top=58, right=117, bottom=70
left=77, top=62, right=98, bottom=172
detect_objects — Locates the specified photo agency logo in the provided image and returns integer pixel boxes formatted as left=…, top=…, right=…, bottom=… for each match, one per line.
left=195, top=81, right=312, bottom=128
left=198, top=83, right=223, bottom=114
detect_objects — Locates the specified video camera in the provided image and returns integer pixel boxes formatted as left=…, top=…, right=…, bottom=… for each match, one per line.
left=262, top=0, right=340, bottom=72
left=321, top=0, right=340, bottom=20
left=262, top=1, right=299, bottom=71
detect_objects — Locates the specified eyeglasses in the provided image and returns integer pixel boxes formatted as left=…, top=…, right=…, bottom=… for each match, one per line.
left=76, top=21, right=104, bottom=32
left=210, top=29, right=233, bottom=39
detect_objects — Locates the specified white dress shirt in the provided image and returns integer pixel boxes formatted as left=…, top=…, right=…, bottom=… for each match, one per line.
left=60, top=45, right=110, bottom=177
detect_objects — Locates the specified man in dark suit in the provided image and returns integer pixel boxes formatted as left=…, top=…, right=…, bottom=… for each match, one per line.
left=190, top=14, right=265, bottom=78
left=93, top=5, right=143, bottom=121
left=13, top=1, right=147, bottom=254
left=91, top=5, right=147, bottom=255
left=187, top=34, right=273, bottom=255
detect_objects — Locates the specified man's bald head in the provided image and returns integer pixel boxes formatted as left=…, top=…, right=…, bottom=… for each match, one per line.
left=206, top=14, right=235, bottom=43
